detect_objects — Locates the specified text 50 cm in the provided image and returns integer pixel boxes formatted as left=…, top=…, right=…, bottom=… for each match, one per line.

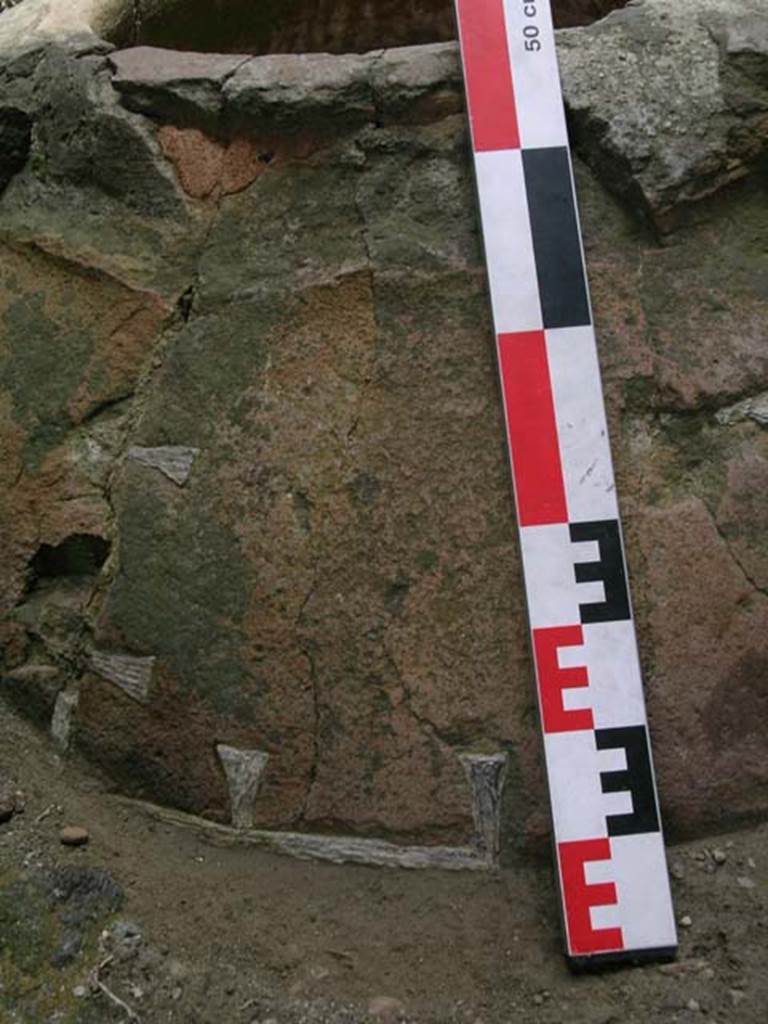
left=523, top=2, right=542, bottom=52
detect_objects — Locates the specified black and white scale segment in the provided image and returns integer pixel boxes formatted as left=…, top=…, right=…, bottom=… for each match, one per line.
left=453, top=0, right=677, bottom=964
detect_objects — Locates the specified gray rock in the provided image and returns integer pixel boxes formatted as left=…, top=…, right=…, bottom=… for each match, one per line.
left=716, top=391, right=768, bottom=426
left=370, top=42, right=464, bottom=125
left=127, top=444, right=200, bottom=485
left=108, top=42, right=466, bottom=138
left=558, top=0, right=768, bottom=230
left=89, top=652, right=155, bottom=703
left=705, top=5, right=768, bottom=80
left=0, top=37, right=201, bottom=300
left=105, top=43, right=475, bottom=303
left=50, top=689, right=78, bottom=750
left=29, top=49, right=184, bottom=219
left=110, top=46, right=250, bottom=132
left=216, top=744, right=270, bottom=829
left=459, top=752, right=508, bottom=863
left=224, top=52, right=375, bottom=136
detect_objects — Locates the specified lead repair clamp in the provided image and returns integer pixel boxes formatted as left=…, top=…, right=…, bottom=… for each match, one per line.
left=453, top=0, right=678, bottom=965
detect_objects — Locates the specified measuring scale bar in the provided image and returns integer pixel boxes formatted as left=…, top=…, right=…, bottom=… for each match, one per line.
left=453, top=0, right=677, bottom=965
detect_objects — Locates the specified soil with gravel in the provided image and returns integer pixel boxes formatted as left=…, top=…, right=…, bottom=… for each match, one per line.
left=0, top=705, right=765, bottom=1024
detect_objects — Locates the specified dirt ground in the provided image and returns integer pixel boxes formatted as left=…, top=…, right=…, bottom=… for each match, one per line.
left=0, top=705, right=765, bottom=1024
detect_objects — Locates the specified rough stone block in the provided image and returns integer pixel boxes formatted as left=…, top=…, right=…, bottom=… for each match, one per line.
left=89, top=653, right=155, bottom=704
left=558, top=0, right=768, bottom=230
left=459, top=753, right=509, bottom=861
left=127, top=445, right=199, bottom=485
left=51, top=688, right=78, bottom=750
left=216, top=744, right=269, bottom=829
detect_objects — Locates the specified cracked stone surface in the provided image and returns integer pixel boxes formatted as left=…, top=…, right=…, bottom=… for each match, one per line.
left=1, top=2, right=767, bottom=850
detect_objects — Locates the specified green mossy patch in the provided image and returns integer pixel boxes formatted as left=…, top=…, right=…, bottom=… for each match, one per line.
left=198, top=159, right=365, bottom=310
left=104, top=484, right=251, bottom=719
left=0, top=292, right=94, bottom=471
left=0, top=867, right=123, bottom=1023
left=135, top=300, right=280, bottom=450
left=656, top=411, right=730, bottom=504
left=416, top=549, right=439, bottom=573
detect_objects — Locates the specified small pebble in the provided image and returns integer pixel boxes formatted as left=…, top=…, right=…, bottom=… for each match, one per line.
left=60, top=826, right=89, bottom=847
left=167, top=958, right=190, bottom=980
left=671, top=861, right=686, bottom=880
left=686, top=998, right=701, bottom=1012
left=680, top=915, right=693, bottom=928
left=0, top=781, right=22, bottom=823
left=533, top=994, right=544, bottom=1006
left=368, top=996, right=405, bottom=1021
left=737, top=876, right=756, bottom=890
left=72, top=986, right=88, bottom=999
left=712, top=848, right=727, bottom=865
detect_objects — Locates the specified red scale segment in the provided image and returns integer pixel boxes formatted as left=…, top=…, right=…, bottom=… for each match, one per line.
left=559, top=839, right=624, bottom=954
left=455, top=0, right=520, bottom=151
left=532, top=624, right=593, bottom=733
left=498, top=331, right=568, bottom=527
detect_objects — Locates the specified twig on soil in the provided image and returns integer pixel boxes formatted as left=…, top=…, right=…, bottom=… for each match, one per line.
left=96, top=979, right=142, bottom=1023
left=34, top=803, right=56, bottom=823
left=89, top=952, right=141, bottom=1022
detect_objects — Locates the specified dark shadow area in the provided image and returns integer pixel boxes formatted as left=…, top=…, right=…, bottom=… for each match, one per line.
left=27, top=534, right=111, bottom=590
left=0, top=108, right=32, bottom=194
left=0, top=534, right=111, bottom=722
left=109, top=0, right=630, bottom=56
